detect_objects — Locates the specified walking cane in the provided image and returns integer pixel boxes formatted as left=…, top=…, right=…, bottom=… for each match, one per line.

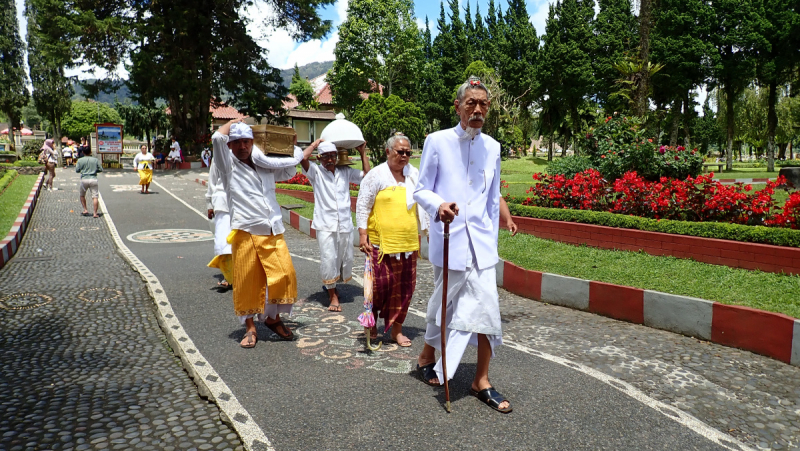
left=441, top=220, right=451, bottom=413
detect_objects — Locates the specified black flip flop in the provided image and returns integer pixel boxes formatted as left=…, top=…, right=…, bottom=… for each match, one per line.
left=265, top=320, right=294, bottom=341
left=416, top=363, right=440, bottom=387
left=81, top=212, right=92, bottom=217
left=469, top=386, right=513, bottom=413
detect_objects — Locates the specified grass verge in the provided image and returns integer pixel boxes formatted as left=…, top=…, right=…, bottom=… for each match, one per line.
left=0, top=174, right=38, bottom=237
left=498, top=230, right=800, bottom=319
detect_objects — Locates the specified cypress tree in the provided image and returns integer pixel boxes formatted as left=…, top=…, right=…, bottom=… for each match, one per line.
left=593, top=0, right=637, bottom=112
left=500, top=0, right=538, bottom=106
left=0, top=0, right=29, bottom=133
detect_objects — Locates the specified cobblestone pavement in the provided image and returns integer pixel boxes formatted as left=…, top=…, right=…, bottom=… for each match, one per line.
left=160, top=171, right=800, bottom=451
left=0, top=169, right=243, bottom=451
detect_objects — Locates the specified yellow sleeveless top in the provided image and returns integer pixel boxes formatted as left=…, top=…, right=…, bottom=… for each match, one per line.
left=367, top=186, right=419, bottom=261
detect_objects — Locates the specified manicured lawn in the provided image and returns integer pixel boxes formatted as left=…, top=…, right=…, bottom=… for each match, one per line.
left=709, top=167, right=781, bottom=180
left=498, top=230, right=800, bottom=319
left=0, top=174, right=38, bottom=237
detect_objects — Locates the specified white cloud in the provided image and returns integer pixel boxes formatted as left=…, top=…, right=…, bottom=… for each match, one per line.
left=529, top=0, right=556, bottom=38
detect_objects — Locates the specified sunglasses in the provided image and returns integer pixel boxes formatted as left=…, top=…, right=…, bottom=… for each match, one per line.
left=394, top=150, right=412, bottom=157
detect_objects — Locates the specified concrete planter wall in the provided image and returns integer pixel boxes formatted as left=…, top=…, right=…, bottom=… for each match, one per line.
left=514, top=216, right=800, bottom=276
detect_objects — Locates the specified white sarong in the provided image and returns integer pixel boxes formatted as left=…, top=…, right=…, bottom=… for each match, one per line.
left=211, top=211, right=232, bottom=256
left=317, top=230, right=354, bottom=289
left=424, top=249, right=503, bottom=384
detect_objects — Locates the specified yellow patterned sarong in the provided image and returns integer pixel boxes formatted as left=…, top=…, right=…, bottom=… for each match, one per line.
left=207, top=254, right=234, bottom=283
left=229, top=230, right=297, bottom=317
left=137, top=167, right=153, bottom=185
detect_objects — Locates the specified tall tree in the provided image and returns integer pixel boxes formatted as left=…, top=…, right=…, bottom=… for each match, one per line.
left=755, top=0, right=800, bottom=171
left=472, top=3, right=488, bottom=63
left=650, top=0, right=712, bottom=147
left=498, top=0, right=538, bottom=106
left=593, top=0, right=637, bottom=112
left=116, top=102, right=168, bottom=151
left=350, top=94, right=425, bottom=164
left=0, top=0, right=29, bottom=135
left=537, top=0, right=596, bottom=153
left=55, top=0, right=335, bottom=154
left=418, top=17, right=450, bottom=129
left=26, top=0, right=74, bottom=148
left=633, top=0, right=656, bottom=116
left=290, top=63, right=317, bottom=109
left=706, top=0, right=766, bottom=170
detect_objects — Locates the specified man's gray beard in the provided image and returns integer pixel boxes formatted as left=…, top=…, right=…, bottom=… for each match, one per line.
left=460, top=125, right=482, bottom=141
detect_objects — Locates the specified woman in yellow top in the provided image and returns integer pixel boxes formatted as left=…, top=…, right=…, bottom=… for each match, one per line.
left=133, top=144, right=155, bottom=194
left=355, top=133, right=428, bottom=347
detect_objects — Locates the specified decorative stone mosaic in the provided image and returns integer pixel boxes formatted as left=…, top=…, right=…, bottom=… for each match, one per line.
left=0, top=293, right=53, bottom=310
left=126, top=229, right=213, bottom=243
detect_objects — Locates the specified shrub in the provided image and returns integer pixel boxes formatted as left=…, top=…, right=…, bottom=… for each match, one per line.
left=22, top=139, right=45, bottom=157
left=585, top=115, right=702, bottom=181
left=14, top=160, right=44, bottom=167
left=545, top=155, right=595, bottom=179
left=523, top=169, right=792, bottom=227
left=0, top=169, right=18, bottom=193
left=508, top=202, right=800, bottom=247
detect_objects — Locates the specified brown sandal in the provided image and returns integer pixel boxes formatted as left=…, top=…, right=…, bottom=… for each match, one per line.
left=265, top=320, right=294, bottom=341
left=240, top=330, right=257, bottom=348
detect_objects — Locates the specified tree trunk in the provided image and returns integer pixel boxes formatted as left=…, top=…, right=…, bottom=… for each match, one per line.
left=683, top=91, right=692, bottom=148
left=725, top=87, right=734, bottom=171
left=548, top=136, right=553, bottom=162
left=778, top=143, right=786, bottom=160
left=634, top=0, right=655, bottom=117
left=146, top=130, right=152, bottom=152
left=766, top=80, right=777, bottom=172
left=669, top=99, right=680, bottom=147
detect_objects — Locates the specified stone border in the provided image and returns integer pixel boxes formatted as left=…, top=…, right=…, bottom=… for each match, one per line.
left=97, top=194, right=275, bottom=451
left=501, top=259, right=800, bottom=368
left=276, top=202, right=800, bottom=369
left=0, top=172, right=44, bottom=269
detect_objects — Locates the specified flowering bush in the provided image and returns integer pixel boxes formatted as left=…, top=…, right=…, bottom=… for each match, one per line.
left=584, top=115, right=702, bottom=181
left=285, top=173, right=310, bottom=186
left=766, top=192, right=800, bottom=229
left=523, top=169, right=794, bottom=227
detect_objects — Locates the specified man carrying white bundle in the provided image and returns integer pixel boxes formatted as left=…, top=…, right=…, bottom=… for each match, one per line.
left=300, top=141, right=369, bottom=312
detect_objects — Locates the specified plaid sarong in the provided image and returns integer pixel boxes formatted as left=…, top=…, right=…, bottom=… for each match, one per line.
left=370, top=246, right=417, bottom=333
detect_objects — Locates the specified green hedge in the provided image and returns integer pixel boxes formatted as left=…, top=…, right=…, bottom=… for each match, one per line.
left=0, top=170, right=18, bottom=193
left=276, top=183, right=360, bottom=198
left=508, top=203, right=800, bottom=248
left=0, top=161, right=44, bottom=168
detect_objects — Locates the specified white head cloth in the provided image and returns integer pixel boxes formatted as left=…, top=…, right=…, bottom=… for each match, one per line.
left=229, top=123, right=253, bottom=141
left=317, top=141, right=337, bottom=154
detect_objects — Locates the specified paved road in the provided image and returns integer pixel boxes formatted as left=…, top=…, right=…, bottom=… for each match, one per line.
left=3, top=167, right=799, bottom=450
left=94, top=169, right=798, bottom=450
left=0, top=168, right=243, bottom=451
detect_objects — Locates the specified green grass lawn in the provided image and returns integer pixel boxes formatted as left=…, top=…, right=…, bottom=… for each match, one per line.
left=706, top=166, right=781, bottom=180
left=498, top=230, right=800, bottom=319
left=0, top=174, right=38, bottom=237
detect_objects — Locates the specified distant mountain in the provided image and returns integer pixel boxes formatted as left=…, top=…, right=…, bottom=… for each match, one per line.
left=72, top=80, right=133, bottom=105
left=279, top=61, right=333, bottom=88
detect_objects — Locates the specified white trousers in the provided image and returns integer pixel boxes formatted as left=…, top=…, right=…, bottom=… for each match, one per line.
left=424, top=252, right=502, bottom=384
left=238, top=304, right=293, bottom=325
left=317, top=230, right=353, bottom=289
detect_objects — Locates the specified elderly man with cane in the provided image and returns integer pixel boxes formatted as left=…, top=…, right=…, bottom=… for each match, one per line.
left=414, top=76, right=512, bottom=413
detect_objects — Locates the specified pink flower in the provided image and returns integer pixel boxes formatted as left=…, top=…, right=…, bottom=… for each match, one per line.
left=659, top=146, right=666, bottom=154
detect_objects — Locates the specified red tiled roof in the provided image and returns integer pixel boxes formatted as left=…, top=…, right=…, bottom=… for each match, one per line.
left=283, top=75, right=384, bottom=111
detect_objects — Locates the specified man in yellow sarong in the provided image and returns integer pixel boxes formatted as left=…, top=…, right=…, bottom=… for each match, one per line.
left=210, top=118, right=317, bottom=348
left=356, top=133, right=428, bottom=347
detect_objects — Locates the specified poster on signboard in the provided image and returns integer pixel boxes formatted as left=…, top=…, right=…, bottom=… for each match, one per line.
left=95, top=123, right=123, bottom=154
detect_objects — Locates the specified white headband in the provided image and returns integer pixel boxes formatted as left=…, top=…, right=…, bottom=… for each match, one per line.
left=317, top=141, right=337, bottom=154
left=229, top=123, right=253, bottom=141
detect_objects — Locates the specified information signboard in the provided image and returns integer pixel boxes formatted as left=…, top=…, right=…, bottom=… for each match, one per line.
left=95, top=123, right=124, bottom=154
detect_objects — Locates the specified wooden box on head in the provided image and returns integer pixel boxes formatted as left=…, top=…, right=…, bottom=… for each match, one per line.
left=251, top=124, right=296, bottom=156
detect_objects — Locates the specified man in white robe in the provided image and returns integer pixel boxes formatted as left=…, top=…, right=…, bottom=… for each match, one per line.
left=414, top=76, right=512, bottom=413
left=301, top=141, right=370, bottom=311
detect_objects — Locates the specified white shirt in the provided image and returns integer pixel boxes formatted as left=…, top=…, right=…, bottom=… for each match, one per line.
left=355, top=162, right=428, bottom=232
left=167, top=149, right=182, bottom=161
left=211, top=131, right=301, bottom=236
left=414, top=126, right=501, bottom=271
left=302, top=162, right=363, bottom=233
left=205, top=159, right=229, bottom=212
left=170, top=141, right=180, bottom=151
left=133, top=152, right=155, bottom=170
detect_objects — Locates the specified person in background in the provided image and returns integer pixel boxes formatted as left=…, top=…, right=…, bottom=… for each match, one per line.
left=133, top=144, right=155, bottom=194
left=154, top=149, right=166, bottom=169
left=42, top=139, right=58, bottom=190
left=62, top=140, right=75, bottom=167
left=167, top=137, right=182, bottom=170
left=75, top=146, right=103, bottom=218
left=206, top=159, right=233, bottom=289
left=77, top=137, right=89, bottom=159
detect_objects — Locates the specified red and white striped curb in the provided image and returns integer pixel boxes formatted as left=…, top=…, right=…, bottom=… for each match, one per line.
left=0, top=173, right=45, bottom=269
left=499, top=259, right=800, bottom=368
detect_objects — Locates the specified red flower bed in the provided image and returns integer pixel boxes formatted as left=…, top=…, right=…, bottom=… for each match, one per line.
left=523, top=170, right=797, bottom=228
left=281, top=172, right=360, bottom=192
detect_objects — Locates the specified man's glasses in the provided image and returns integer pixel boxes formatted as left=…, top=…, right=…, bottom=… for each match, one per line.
left=319, top=153, right=337, bottom=160
left=394, top=150, right=412, bottom=157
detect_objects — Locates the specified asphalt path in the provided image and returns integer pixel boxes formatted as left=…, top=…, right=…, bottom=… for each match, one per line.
left=98, top=170, right=731, bottom=450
